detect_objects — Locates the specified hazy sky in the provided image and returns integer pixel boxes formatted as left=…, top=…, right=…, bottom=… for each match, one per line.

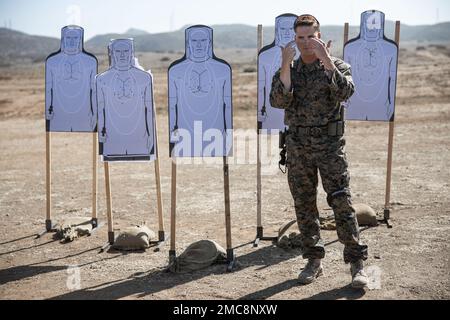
left=0, top=0, right=448, bottom=39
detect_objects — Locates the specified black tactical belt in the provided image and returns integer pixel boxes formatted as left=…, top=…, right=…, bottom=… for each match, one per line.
left=289, top=121, right=345, bottom=137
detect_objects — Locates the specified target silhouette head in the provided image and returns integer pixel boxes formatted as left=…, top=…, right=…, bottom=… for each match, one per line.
left=110, top=38, right=135, bottom=70
left=61, top=25, right=83, bottom=55
left=361, top=10, right=385, bottom=41
left=275, top=15, right=297, bottom=47
left=186, top=26, right=213, bottom=62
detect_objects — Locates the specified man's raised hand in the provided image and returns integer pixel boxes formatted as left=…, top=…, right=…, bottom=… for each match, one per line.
left=309, top=38, right=331, bottom=61
left=281, top=40, right=297, bottom=67
left=310, top=38, right=335, bottom=71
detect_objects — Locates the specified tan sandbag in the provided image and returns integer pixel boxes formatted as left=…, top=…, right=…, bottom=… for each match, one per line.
left=168, top=240, right=227, bottom=274
left=57, top=217, right=93, bottom=243
left=354, top=204, right=379, bottom=227
left=319, top=205, right=378, bottom=227
left=319, top=215, right=336, bottom=230
left=278, top=220, right=297, bottom=240
left=276, top=215, right=336, bottom=250
left=276, top=220, right=303, bottom=250
left=275, top=204, right=377, bottom=250
left=112, top=225, right=156, bottom=251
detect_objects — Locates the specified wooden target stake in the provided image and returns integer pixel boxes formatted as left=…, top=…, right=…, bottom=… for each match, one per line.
left=383, top=21, right=401, bottom=228
left=223, top=156, right=235, bottom=271
left=101, top=130, right=166, bottom=251
left=153, top=114, right=166, bottom=248
left=169, top=159, right=177, bottom=263
left=91, top=132, right=98, bottom=227
left=104, top=162, right=114, bottom=245
left=45, top=132, right=52, bottom=232
left=255, top=24, right=263, bottom=246
left=40, top=131, right=100, bottom=238
left=253, top=24, right=281, bottom=247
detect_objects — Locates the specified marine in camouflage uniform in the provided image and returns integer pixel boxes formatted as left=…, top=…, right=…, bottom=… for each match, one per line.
left=269, top=49, right=368, bottom=265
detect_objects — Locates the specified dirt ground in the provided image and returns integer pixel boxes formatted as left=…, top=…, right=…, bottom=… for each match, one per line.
left=0, top=45, right=449, bottom=300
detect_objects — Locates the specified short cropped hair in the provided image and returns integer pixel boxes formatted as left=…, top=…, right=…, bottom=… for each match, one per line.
left=294, top=14, right=321, bottom=32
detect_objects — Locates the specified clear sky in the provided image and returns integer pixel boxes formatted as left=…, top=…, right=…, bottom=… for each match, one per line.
left=0, top=0, right=448, bottom=39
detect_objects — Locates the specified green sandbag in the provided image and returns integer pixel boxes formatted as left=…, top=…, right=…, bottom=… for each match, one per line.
left=112, top=225, right=156, bottom=251
left=168, top=240, right=227, bottom=274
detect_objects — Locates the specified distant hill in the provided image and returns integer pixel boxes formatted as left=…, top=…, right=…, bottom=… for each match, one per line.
left=125, top=28, right=150, bottom=36
left=85, top=29, right=186, bottom=54
left=84, top=24, right=261, bottom=54
left=0, top=28, right=59, bottom=62
left=85, top=21, right=450, bottom=54
left=1, top=21, right=449, bottom=62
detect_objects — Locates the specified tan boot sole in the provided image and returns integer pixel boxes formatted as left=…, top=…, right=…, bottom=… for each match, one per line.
left=351, top=278, right=368, bottom=289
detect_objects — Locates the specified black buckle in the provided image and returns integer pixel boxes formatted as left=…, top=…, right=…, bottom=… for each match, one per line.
left=310, top=127, right=322, bottom=137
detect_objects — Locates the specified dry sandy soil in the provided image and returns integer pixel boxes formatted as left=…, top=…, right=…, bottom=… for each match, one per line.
left=0, top=45, right=449, bottom=300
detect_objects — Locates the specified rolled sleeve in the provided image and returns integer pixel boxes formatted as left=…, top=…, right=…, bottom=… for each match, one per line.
left=328, top=60, right=355, bottom=102
left=269, top=69, right=293, bottom=109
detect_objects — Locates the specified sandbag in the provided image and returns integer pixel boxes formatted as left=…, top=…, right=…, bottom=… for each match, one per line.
left=275, top=204, right=378, bottom=249
left=57, top=217, right=93, bottom=243
left=354, top=204, right=379, bottom=227
left=168, top=240, right=227, bottom=273
left=276, top=220, right=303, bottom=250
left=112, top=225, right=156, bottom=251
left=320, top=215, right=337, bottom=230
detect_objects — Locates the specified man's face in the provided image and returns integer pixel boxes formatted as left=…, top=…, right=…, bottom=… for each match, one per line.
left=64, top=30, right=81, bottom=54
left=277, top=19, right=295, bottom=46
left=189, top=30, right=209, bottom=59
left=295, top=26, right=320, bottom=57
left=113, top=42, right=132, bottom=68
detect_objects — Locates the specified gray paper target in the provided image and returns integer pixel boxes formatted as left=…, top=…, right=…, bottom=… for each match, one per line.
left=258, top=14, right=299, bottom=132
left=168, top=25, right=233, bottom=158
left=45, top=25, right=98, bottom=132
left=96, top=39, right=156, bottom=162
left=343, top=10, right=399, bottom=122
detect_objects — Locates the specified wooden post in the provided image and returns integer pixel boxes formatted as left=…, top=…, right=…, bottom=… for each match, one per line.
left=256, top=24, right=263, bottom=241
left=169, top=159, right=177, bottom=261
left=223, top=156, right=232, bottom=252
left=153, top=108, right=165, bottom=241
left=253, top=24, right=279, bottom=246
left=344, top=22, right=349, bottom=44
left=92, top=133, right=98, bottom=227
left=45, top=132, right=52, bottom=231
left=223, top=156, right=235, bottom=271
left=42, top=131, right=98, bottom=235
left=384, top=21, right=401, bottom=222
left=153, top=116, right=165, bottom=242
left=104, top=162, right=114, bottom=244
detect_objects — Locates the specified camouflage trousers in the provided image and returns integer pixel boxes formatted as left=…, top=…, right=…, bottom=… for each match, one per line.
left=286, top=132, right=368, bottom=263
